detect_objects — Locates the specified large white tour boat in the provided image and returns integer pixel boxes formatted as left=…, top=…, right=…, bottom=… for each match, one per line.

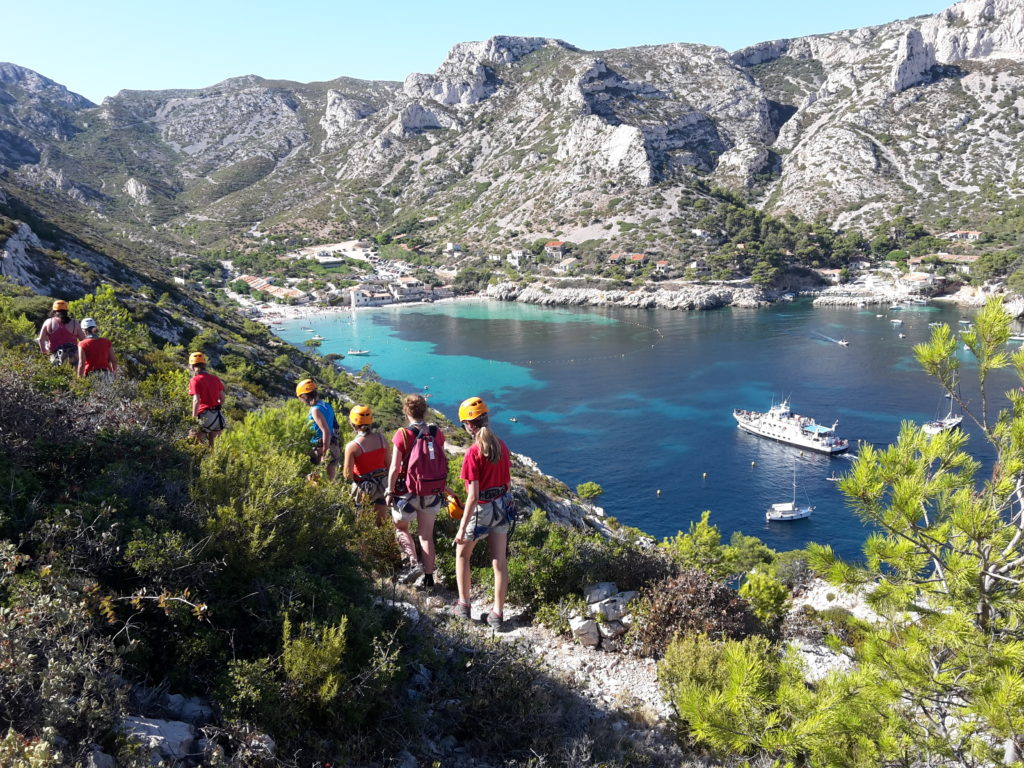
left=733, top=400, right=849, bottom=454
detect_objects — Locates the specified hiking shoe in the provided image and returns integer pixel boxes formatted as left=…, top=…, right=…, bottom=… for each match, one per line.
left=486, top=611, right=504, bottom=630
left=420, top=573, right=435, bottom=589
left=449, top=602, right=471, bottom=620
left=398, top=563, right=423, bottom=584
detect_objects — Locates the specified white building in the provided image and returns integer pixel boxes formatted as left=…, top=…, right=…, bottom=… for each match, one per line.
left=553, top=257, right=578, bottom=274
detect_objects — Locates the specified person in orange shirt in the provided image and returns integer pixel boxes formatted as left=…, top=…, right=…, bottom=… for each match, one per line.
left=76, top=318, right=118, bottom=378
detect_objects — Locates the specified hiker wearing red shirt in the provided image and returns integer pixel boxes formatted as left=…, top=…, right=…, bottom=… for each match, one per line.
left=449, top=396, right=515, bottom=630
left=77, top=318, right=118, bottom=378
left=386, top=394, right=446, bottom=588
left=187, top=352, right=226, bottom=448
left=37, top=300, right=85, bottom=366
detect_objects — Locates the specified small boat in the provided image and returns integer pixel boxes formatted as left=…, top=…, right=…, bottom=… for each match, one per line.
left=1009, top=335, right=1024, bottom=342
left=898, top=333, right=906, bottom=339
left=302, top=327, right=314, bottom=332
left=767, top=466, right=814, bottom=522
left=837, top=339, right=849, bottom=346
left=346, top=349, right=370, bottom=356
left=509, top=417, right=518, bottom=423
left=826, top=472, right=841, bottom=482
left=890, top=318, right=903, bottom=325
left=890, top=305, right=904, bottom=311
left=311, top=334, right=325, bottom=340
left=876, top=314, right=884, bottom=318
left=923, top=408, right=963, bottom=435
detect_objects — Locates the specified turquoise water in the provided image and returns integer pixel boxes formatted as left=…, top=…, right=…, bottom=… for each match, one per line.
left=277, top=299, right=1009, bottom=560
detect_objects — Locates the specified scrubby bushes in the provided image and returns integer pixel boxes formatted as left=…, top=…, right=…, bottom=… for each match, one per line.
left=630, top=570, right=755, bottom=658
left=506, top=508, right=674, bottom=612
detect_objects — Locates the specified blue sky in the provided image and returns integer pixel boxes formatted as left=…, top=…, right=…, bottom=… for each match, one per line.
left=6, top=0, right=947, bottom=103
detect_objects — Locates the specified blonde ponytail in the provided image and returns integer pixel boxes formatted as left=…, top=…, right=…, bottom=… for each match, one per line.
left=473, top=415, right=502, bottom=463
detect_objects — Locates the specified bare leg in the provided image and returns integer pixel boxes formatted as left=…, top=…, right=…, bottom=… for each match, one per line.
left=454, top=539, right=476, bottom=604
left=417, top=509, right=436, bottom=575
left=394, top=520, right=418, bottom=564
left=489, top=532, right=509, bottom=617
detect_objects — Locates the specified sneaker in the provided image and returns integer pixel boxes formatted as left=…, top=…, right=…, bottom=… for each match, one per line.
left=486, top=611, right=504, bottom=630
left=448, top=601, right=471, bottom=620
left=398, top=562, right=423, bottom=584
left=420, top=573, right=435, bottom=589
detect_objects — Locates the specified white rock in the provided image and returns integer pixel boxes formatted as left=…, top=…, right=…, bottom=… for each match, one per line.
left=789, top=639, right=855, bottom=683
left=118, top=718, right=196, bottom=762
left=598, top=620, right=627, bottom=638
left=569, top=616, right=600, bottom=647
left=584, top=582, right=618, bottom=604
left=593, top=596, right=629, bottom=622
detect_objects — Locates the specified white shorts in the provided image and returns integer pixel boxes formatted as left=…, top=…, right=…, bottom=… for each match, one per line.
left=391, top=493, right=443, bottom=524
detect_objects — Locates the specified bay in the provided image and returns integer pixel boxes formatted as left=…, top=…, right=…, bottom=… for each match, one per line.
left=277, top=299, right=1008, bottom=561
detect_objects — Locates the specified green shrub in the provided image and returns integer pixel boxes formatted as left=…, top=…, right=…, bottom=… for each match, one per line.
left=738, top=569, right=790, bottom=629
left=630, top=570, right=755, bottom=658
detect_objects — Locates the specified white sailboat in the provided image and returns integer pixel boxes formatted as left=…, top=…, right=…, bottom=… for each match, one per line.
left=923, top=380, right=964, bottom=435
left=766, top=466, right=815, bottom=522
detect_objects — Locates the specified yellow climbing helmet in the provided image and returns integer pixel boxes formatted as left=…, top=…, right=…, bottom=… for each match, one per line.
left=459, top=396, right=488, bottom=422
left=52, top=300, right=69, bottom=311
left=349, top=405, right=373, bottom=426
left=188, top=352, right=207, bottom=366
left=295, top=379, right=318, bottom=397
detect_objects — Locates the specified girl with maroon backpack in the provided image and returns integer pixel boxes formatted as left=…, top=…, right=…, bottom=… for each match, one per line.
left=386, top=394, right=446, bottom=587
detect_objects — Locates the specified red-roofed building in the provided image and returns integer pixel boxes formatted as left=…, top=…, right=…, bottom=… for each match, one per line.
left=608, top=253, right=624, bottom=264
left=655, top=260, right=670, bottom=274
left=545, top=241, right=566, bottom=256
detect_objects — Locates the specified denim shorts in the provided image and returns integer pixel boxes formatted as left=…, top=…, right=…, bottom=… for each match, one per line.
left=391, top=493, right=443, bottom=523
left=465, top=493, right=516, bottom=541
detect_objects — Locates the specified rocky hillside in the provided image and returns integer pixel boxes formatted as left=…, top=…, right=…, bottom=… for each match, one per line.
left=2, top=0, right=1024, bottom=257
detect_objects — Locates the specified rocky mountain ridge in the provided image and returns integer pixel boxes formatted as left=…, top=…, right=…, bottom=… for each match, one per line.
left=1, top=0, right=1024, bottom=258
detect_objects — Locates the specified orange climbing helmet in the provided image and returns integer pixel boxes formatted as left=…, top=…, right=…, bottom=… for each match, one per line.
left=52, top=300, right=69, bottom=311
left=349, top=405, right=373, bottom=426
left=459, top=396, right=488, bottom=422
left=188, top=352, right=207, bottom=366
left=295, top=379, right=318, bottom=398
left=446, top=492, right=465, bottom=520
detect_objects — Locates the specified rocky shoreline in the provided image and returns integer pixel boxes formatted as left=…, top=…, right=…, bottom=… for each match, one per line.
left=487, top=280, right=1024, bottom=315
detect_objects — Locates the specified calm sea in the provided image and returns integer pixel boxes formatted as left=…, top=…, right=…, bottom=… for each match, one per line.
left=277, top=299, right=1012, bottom=561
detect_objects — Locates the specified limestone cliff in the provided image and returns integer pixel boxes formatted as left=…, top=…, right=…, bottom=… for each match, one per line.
left=1, top=0, right=1023, bottom=251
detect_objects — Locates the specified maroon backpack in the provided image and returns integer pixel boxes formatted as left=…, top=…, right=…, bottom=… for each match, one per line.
left=401, top=425, right=448, bottom=496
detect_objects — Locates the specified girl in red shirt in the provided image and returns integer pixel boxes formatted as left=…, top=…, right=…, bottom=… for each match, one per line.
left=450, top=396, right=514, bottom=629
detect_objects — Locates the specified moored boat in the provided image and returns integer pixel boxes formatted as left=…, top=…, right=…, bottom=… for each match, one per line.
left=767, top=466, right=814, bottom=521
left=347, top=349, right=370, bottom=356
left=734, top=400, right=849, bottom=454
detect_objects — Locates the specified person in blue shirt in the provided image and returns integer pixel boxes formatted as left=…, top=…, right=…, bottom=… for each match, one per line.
left=295, top=379, right=340, bottom=481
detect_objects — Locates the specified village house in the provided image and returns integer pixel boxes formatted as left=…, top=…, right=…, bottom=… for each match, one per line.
left=350, top=284, right=391, bottom=308
left=687, top=258, right=711, bottom=276
left=487, top=252, right=504, bottom=263
left=607, top=253, right=625, bottom=266
left=389, top=276, right=429, bottom=301
left=909, top=253, right=982, bottom=274
left=626, top=253, right=648, bottom=273
left=553, top=257, right=578, bottom=274
left=814, top=268, right=843, bottom=284
left=507, top=249, right=532, bottom=268
left=545, top=240, right=567, bottom=257
left=940, top=230, right=983, bottom=242
left=900, top=271, right=939, bottom=293
left=655, top=260, right=670, bottom=274
left=444, top=242, right=462, bottom=254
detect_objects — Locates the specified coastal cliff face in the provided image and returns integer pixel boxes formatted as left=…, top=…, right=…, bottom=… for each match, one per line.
left=1, top=0, right=1024, bottom=252
left=487, top=280, right=771, bottom=310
